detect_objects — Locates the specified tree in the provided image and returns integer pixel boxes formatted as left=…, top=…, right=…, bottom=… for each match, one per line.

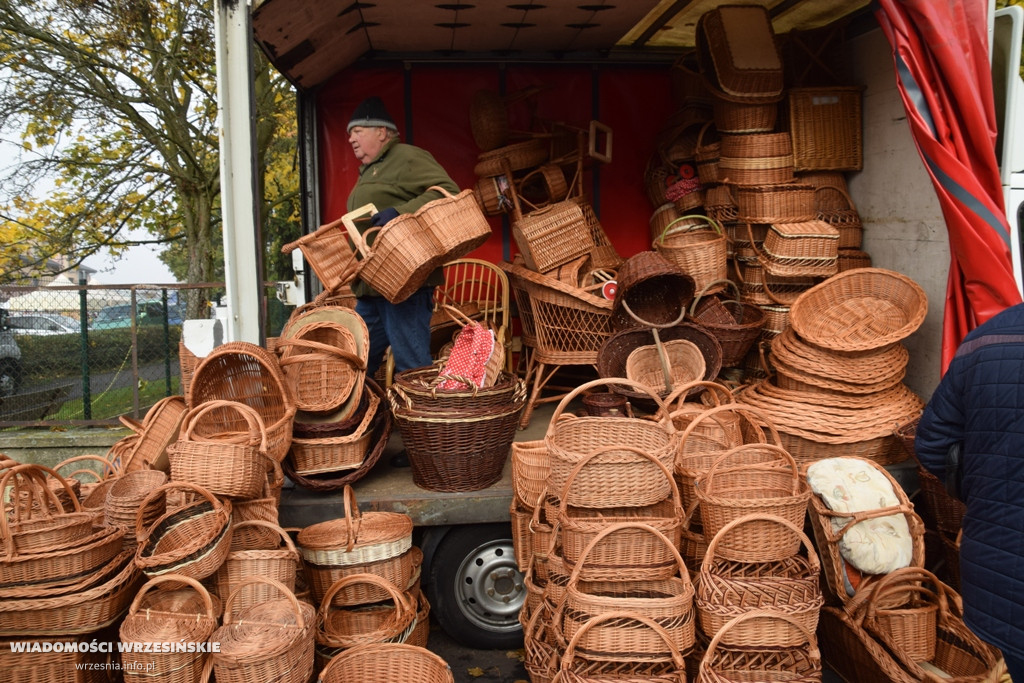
left=0, top=0, right=298, bottom=317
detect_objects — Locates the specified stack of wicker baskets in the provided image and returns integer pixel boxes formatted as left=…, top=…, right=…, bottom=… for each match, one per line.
left=389, top=366, right=527, bottom=492
left=737, top=268, right=928, bottom=466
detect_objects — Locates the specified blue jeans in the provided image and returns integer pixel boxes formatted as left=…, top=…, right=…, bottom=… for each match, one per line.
left=1004, top=652, right=1024, bottom=683
left=356, top=287, right=434, bottom=377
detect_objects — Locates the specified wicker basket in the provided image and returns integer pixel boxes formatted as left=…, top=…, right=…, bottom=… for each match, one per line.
left=276, top=317, right=366, bottom=415
left=653, top=215, right=729, bottom=297
left=556, top=445, right=684, bottom=582
left=694, top=121, right=721, bottom=185
left=694, top=443, right=811, bottom=562
left=545, top=377, right=677, bottom=509
left=696, top=513, right=823, bottom=646
left=475, top=170, right=515, bottom=216
left=211, top=576, right=315, bottom=683
left=758, top=220, right=840, bottom=278
left=119, top=574, right=219, bottom=683
left=689, top=279, right=765, bottom=368
left=416, top=186, right=493, bottom=262
left=212, top=519, right=300, bottom=614
left=697, top=610, right=822, bottom=683
left=289, top=386, right=380, bottom=475
left=167, top=400, right=274, bottom=499
left=134, top=482, right=233, bottom=581
left=789, top=268, right=928, bottom=352
left=104, top=469, right=168, bottom=550
left=625, top=339, right=707, bottom=394
left=469, top=89, right=509, bottom=152
left=736, top=184, right=816, bottom=224
left=316, top=573, right=418, bottom=655
left=611, top=250, right=696, bottom=332
left=114, top=395, right=189, bottom=473
left=296, top=485, right=415, bottom=606
left=474, top=138, right=548, bottom=177
left=389, top=380, right=526, bottom=492
left=558, top=522, right=695, bottom=660
left=512, top=199, right=595, bottom=273
left=319, top=643, right=454, bottom=683
left=789, top=86, right=864, bottom=172
left=511, top=439, right=549, bottom=510
left=557, top=610, right=689, bottom=680
left=696, top=4, right=783, bottom=99
left=815, top=185, right=864, bottom=249
left=0, top=464, right=96, bottom=558
left=357, top=214, right=447, bottom=304
left=187, top=341, right=296, bottom=463
left=281, top=216, right=362, bottom=294
left=718, top=132, right=795, bottom=185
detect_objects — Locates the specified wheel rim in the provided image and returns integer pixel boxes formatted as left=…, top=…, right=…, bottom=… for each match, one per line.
left=454, top=537, right=525, bottom=634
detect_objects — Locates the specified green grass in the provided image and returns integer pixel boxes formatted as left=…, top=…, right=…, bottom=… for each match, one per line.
left=51, top=377, right=182, bottom=421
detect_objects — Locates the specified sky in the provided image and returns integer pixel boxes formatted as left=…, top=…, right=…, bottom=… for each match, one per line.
left=83, top=242, right=177, bottom=285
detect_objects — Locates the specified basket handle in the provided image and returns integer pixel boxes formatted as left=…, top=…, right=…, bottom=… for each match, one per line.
left=318, top=573, right=415, bottom=635
left=663, top=379, right=734, bottom=411
left=619, top=296, right=687, bottom=331
left=558, top=609, right=687, bottom=672
left=263, top=456, right=285, bottom=497
left=814, top=184, right=855, bottom=211
left=700, top=442, right=801, bottom=496
left=675, top=402, right=782, bottom=454
left=657, top=214, right=723, bottom=246
left=180, top=399, right=268, bottom=452
left=439, top=303, right=480, bottom=329
left=428, top=375, right=481, bottom=398
left=694, top=120, right=716, bottom=153
left=232, top=519, right=298, bottom=554
left=556, top=445, right=681, bottom=516
left=846, top=565, right=942, bottom=620
left=129, top=573, right=216, bottom=620
left=276, top=338, right=367, bottom=371
left=54, top=453, right=122, bottom=480
left=545, top=377, right=673, bottom=438
left=223, top=575, right=304, bottom=628
left=566, top=521, right=691, bottom=589
left=134, top=480, right=223, bottom=543
left=700, top=512, right=820, bottom=576
left=688, top=278, right=742, bottom=317
left=425, top=185, right=457, bottom=201
left=0, top=464, right=79, bottom=560
left=119, top=415, right=146, bottom=434
left=341, top=484, right=363, bottom=552
left=758, top=257, right=809, bottom=306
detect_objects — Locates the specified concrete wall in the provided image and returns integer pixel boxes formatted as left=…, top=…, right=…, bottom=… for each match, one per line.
left=847, top=27, right=949, bottom=401
left=0, top=428, right=128, bottom=472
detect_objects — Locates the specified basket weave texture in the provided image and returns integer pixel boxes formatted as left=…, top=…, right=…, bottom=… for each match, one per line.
left=318, top=642, right=454, bottom=683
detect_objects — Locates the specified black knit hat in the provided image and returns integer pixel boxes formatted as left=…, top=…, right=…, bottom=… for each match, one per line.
left=347, top=96, right=398, bottom=133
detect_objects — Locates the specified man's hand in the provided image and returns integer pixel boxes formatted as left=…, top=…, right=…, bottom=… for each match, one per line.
left=370, top=207, right=399, bottom=227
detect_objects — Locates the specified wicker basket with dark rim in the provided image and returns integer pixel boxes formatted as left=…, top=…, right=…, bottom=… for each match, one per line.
left=610, top=250, right=696, bottom=331
left=288, top=387, right=380, bottom=476
left=389, top=379, right=526, bottom=493
left=187, top=341, right=296, bottom=463
left=689, top=279, right=765, bottom=367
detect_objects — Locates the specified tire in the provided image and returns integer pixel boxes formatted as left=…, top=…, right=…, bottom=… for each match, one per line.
left=0, top=360, right=22, bottom=397
left=427, top=523, right=525, bottom=649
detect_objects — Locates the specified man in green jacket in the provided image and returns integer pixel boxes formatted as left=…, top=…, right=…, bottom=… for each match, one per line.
left=346, top=96, right=459, bottom=383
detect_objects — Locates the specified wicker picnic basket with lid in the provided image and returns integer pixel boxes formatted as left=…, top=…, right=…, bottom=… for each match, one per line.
left=210, top=576, right=315, bottom=683
left=694, top=443, right=811, bottom=563
left=756, top=220, right=840, bottom=278
left=119, top=574, right=219, bottom=683
left=318, top=642, right=454, bottom=683
left=696, top=513, right=823, bottom=647
left=296, top=485, right=415, bottom=606
left=133, top=481, right=233, bottom=581
left=211, top=519, right=300, bottom=613
left=187, top=341, right=296, bottom=463
left=697, top=610, right=822, bottom=683
left=789, top=267, right=928, bottom=352
left=315, top=573, right=418, bottom=656
left=556, top=445, right=685, bottom=581
left=545, top=377, right=678, bottom=509
left=557, top=522, right=696, bottom=660
left=167, top=400, right=275, bottom=499
left=281, top=216, right=362, bottom=294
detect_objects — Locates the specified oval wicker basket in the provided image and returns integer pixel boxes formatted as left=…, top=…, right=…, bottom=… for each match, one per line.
left=316, top=573, right=418, bottom=654
left=276, top=318, right=365, bottom=414
left=318, top=642, right=454, bottom=683
left=212, top=519, right=300, bottom=614
left=789, top=268, right=928, bottom=352
left=625, top=339, right=707, bottom=394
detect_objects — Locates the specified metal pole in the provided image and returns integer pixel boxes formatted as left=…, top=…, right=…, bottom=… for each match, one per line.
left=162, top=288, right=172, bottom=395
left=78, top=277, right=91, bottom=419
left=214, top=0, right=265, bottom=344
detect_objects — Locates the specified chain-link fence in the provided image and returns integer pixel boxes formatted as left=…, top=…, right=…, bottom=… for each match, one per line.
left=0, top=282, right=294, bottom=427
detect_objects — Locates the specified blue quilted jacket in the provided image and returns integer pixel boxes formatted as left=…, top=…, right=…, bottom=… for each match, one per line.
left=915, top=302, right=1024, bottom=660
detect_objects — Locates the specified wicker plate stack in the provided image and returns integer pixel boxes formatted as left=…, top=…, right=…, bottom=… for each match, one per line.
left=389, top=368, right=527, bottom=493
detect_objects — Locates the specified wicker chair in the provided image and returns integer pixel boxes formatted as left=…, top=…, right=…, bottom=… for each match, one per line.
left=503, top=260, right=614, bottom=428
left=384, top=258, right=511, bottom=385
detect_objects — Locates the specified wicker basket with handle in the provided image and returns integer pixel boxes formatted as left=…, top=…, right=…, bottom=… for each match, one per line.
left=557, top=610, right=689, bottom=681
left=318, top=642, right=454, bottom=683
left=416, top=185, right=493, bottom=262
left=356, top=215, right=447, bottom=304
left=697, top=610, right=822, bottom=683
left=211, top=519, right=300, bottom=614
left=281, top=216, right=362, bottom=294
left=316, top=573, right=418, bottom=656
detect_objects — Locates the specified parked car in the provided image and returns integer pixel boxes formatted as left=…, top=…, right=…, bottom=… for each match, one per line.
left=0, top=309, right=23, bottom=396
left=91, top=301, right=183, bottom=330
left=8, top=312, right=82, bottom=336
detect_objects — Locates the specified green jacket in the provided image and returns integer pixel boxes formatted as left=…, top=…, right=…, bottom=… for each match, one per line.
left=347, top=139, right=459, bottom=298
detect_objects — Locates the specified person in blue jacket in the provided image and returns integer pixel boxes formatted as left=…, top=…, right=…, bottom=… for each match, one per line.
left=915, top=302, right=1024, bottom=679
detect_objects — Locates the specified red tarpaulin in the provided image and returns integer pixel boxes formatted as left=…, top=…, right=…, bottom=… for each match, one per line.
left=876, top=0, right=1022, bottom=371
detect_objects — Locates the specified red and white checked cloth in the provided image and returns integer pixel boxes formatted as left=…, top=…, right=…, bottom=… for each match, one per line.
left=437, top=323, right=496, bottom=390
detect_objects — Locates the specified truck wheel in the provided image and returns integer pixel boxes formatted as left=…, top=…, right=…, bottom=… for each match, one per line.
left=0, top=360, right=21, bottom=397
left=427, top=523, right=525, bottom=649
